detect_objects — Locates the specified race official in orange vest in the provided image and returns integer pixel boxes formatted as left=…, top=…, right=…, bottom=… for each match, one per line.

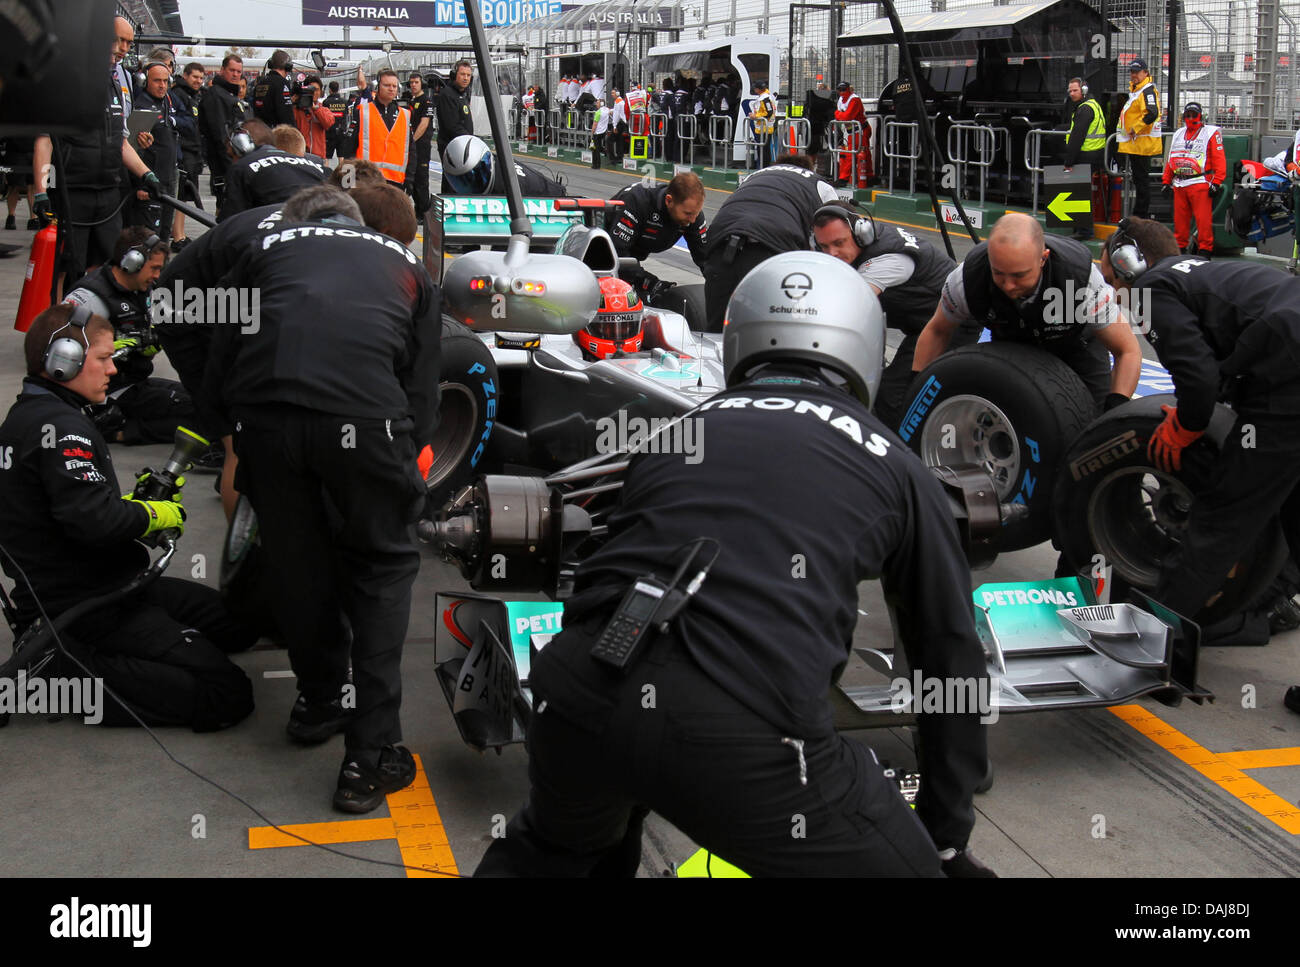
left=1161, top=102, right=1226, bottom=257
left=354, top=69, right=410, bottom=186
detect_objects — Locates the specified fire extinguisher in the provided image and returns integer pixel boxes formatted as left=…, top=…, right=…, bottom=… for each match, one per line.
left=15, top=221, right=57, bottom=333
left=1108, top=173, right=1124, bottom=224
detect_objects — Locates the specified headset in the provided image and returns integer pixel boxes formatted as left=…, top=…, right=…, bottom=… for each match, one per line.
left=812, top=203, right=877, bottom=249
left=44, top=303, right=94, bottom=382
left=229, top=123, right=257, bottom=158
left=1106, top=217, right=1148, bottom=284
left=118, top=233, right=161, bottom=274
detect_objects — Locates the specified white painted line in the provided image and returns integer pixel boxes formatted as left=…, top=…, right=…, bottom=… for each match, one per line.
left=262, top=671, right=296, bottom=679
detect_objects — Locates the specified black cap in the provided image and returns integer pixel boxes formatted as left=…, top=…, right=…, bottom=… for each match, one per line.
left=836, top=80, right=850, bottom=91
left=1183, top=101, right=1203, bottom=117
left=1129, top=58, right=1147, bottom=72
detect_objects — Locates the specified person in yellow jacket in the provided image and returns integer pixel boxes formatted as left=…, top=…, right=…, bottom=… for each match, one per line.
left=1116, top=58, right=1162, bottom=219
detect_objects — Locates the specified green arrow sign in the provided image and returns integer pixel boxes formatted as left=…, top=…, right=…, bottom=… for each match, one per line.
left=1048, top=191, right=1091, bottom=222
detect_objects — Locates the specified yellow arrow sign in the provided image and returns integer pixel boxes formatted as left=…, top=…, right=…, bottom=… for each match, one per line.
left=1048, top=191, right=1092, bottom=222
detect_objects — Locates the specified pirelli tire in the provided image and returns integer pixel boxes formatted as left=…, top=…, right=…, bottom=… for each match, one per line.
left=898, top=342, right=1098, bottom=551
left=1051, top=395, right=1289, bottom=625
left=647, top=282, right=708, bottom=332
left=426, top=318, right=499, bottom=510
left=220, top=494, right=275, bottom=637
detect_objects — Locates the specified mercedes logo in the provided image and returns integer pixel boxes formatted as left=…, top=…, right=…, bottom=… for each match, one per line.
left=781, top=272, right=813, bottom=300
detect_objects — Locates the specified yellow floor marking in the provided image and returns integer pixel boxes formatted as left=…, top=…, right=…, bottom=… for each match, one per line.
left=1216, top=747, right=1300, bottom=770
left=1109, top=705, right=1300, bottom=835
left=247, top=754, right=459, bottom=877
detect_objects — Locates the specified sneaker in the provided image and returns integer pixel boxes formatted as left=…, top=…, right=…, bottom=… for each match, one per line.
left=3, top=215, right=13, bottom=230
left=170, top=237, right=190, bottom=253
left=334, top=745, right=416, bottom=814
left=286, top=692, right=352, bottom=744
left=1267, top=594, right=1300, bottom=635
left=1285, top=686, right=1300, bottom=715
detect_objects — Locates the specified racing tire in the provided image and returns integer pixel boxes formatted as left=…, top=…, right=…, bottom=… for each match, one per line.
left=647, top=282, right=708, bottom=332
left=425, top=318, right=499, bottom=511
left=1051, top=395, right=1289, bottom=625
left=219, top=494, right=276, bottom=638
left=898, top=342, right=1098, bottom=551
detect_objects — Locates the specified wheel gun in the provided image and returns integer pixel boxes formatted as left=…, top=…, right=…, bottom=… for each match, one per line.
left=132, top=425, right=211, bottom=547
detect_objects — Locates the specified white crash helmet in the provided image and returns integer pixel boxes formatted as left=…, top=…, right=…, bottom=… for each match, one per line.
left=443, top=135, right=494, bottom=194
left=723, top=251, right=885, bottom=406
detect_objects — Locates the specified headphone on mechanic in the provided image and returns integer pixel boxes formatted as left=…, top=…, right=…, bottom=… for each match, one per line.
left=228, top=122, right=257, bottom=158
left=118, top=233, right=161, bottom=274
left=811, top=203, right=877, bottom=249
left=44, top=303, right=94, bottom=382
left=1106, top=217, right=1148, bottom=284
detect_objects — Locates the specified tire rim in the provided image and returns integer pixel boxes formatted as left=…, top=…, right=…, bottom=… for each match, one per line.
left=1087, top=467, right=1194, bottom=587
left=425, top=382, right=478, bottom=490
left=920, top=395, right=1021, bottom=500
left=221, top=496, right=259, bottom=591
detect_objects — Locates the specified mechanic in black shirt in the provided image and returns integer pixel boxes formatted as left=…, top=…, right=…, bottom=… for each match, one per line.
left=812, top=201, right=974, bottom=430
left=912, top=212, right=1142, bottom=408
left=0, top=304, right=254, bottom=730
left=219, top=120, right=327, bottom=221
left=1099, top=217, right=1300, bottom=623
left=440, top=135, right=570, bottom=197
left=207, top=186, right=441, bottom=813
left=323, top=81, right=349, bottom=161
left=701, top=153, right=839, bottom=332
left=130, top=63, right=179, bottom=245
left=169, top=61, right=207, bottom=250
left=198, top=55, right=248, bottom=218
left=405, top=72, right=436, bottom=216
left=436, top=60, right=475, bottom=194
left=62, top=228, right=200, bottom=448
left=252, top=50, right=296, bottom=129
left=476, top=251, right=994, bottom=877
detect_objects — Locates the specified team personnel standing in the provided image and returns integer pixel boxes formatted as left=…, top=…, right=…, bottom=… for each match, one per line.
left=1116, top=58, right=1162, bottom=220
left=1162, top=103, right=1226, bottom=258
left=812, top=202, right=971, bottom=430
left=701, top=153, right=839, bottom=332
left=62, top=228, right=200, bottom=447
left=441, top=135, right=570, bottom=197
left=404, top=72, right=435, bottom=215
left=833, top=80, right=872, bottom=188
left=0, top=305, right=255, bottom=731
left=746, top=81, right=777, bottom=168
left=198, top=54, right=249, bottom=217
left=169, top=62, right=207, bottom=251
left=346, top=69, right=411, bottom=187
left=1062, top=77, right=1107, bottom=241
left=437, top=60, right=476, bottom=194
left=606, top=173, right=708, bottom=297
left=130, top=63, right=179, bottom=245
left=252, top=50, right=296, bottom=128
left=220, top=120, right=327, bottom=220
left=912, top=213, right=1141, bottom=408
left=589, top=99, right=609, bottom=169
left=323, top=81, right=349, bottom=161
left=1099, top=218, right=1300, bottom=628
left=208, top=186, right=440, bottom=812
left=607, top=88, right=628, bottom=164
left=476, top=253, right=994, bottom=878
left=31, top=19, right=162, bottom=291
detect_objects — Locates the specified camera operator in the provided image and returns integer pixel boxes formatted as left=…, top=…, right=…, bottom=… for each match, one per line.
left=62, top=228, right=204, bottom=450
left=252, top=50, right=296, bottom=128
left=293, top=74, right=336, bottom=162
left=0, top=304, right=254, bottom=731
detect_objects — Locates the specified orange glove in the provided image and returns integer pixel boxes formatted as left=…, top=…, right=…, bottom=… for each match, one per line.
left=1148, top=404, right=1203, bottom=472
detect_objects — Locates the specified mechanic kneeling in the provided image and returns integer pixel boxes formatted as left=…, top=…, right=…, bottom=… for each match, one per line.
left=0, top=305, right=255, bottom=730
left=477, top=252, right=994, bottom=877
left=912, top=212, right=1141, bottom=409
left=62, top=227, right=203, bottom=449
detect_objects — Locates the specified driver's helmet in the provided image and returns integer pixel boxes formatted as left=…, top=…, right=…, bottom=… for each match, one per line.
left=443, top=135, right=494, bottom=194
left=575, top=276, right=644, bottom=359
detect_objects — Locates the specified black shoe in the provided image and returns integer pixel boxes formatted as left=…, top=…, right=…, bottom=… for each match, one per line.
left=286, top=692, right=352, bottom=745
left=25, top=218, right=38, bottom=231
left=190, top=445, right=225, bottom=474
left=1285, top=686, right=1300, bottom=715
left=334, top=745, right=416, bottom=813
left=3, top=215, right=13, bottom=230
left=170, top=237, right=190, bottom=253
left=1267, top=595, right=1300, bottom=635
left=1197, top=249, right=1213, bottom=260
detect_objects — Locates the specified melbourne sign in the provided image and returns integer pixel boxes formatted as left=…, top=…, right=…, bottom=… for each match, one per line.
left=302, top=1, right=563, bottom=27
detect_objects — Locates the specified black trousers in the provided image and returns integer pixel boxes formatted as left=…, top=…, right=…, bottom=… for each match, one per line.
left=233, top=406, right=424, bottom=758
left=64, top=187, right=123, bottom=280
left=57, top=576, right=256, bottom=731
left=590, top=132, right=603, bottom=169
left=112, top=376, right=199, bottom=446
left=1156, top=405, right=1300, bottom=617
left=476, top=622, right=943, bottom=877
left=1123, top=152, right=1152, bottom=219
left=407, top=141, right=432, bottom=215
left=701, top=237, right=780, bottom=334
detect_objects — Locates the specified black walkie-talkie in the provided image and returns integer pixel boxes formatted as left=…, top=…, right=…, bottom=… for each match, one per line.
left=589, top=577, right=668, bottom=672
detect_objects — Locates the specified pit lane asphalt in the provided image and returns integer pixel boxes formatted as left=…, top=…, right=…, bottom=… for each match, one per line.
left=0, top=167, right=1296, bottom=878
